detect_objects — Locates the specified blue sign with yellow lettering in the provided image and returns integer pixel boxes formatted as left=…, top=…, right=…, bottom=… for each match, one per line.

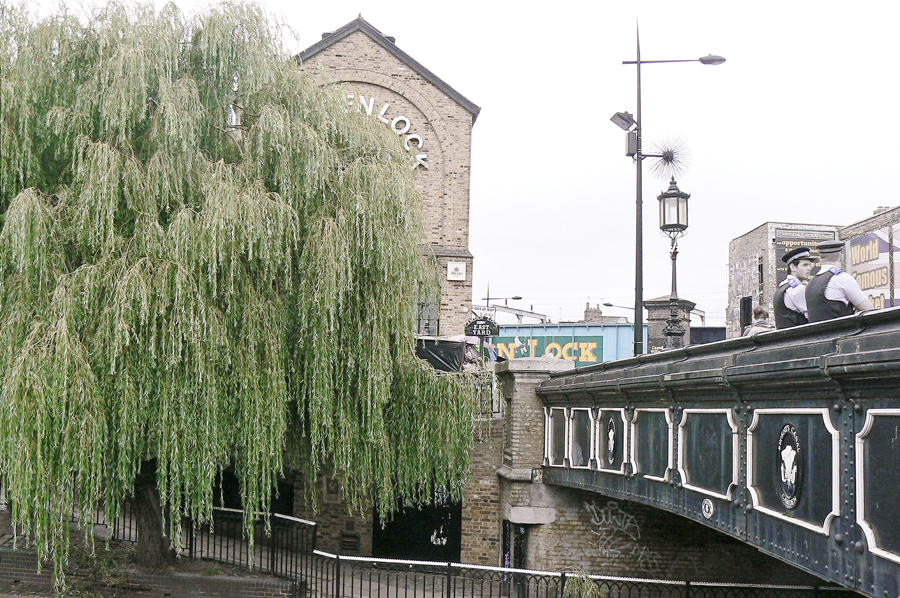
left=492, top=336, right=603, bottom=367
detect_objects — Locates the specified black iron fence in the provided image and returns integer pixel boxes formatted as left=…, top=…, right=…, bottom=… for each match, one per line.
left=1, top=494, right=862, bottom=598
left=302, top=553, right=862, bottom=598
left=104, top=503, right=317, bottom=583
left=189, top=507, right=317, bottom=583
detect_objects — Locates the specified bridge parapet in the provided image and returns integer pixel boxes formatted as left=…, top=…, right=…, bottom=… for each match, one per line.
left=537, top=307, right=900, bottom=598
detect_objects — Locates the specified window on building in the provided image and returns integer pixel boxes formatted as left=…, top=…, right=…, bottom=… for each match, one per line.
left=758, top=256, right=764, bottom=296
left=416, top=281, right=441, bottom=336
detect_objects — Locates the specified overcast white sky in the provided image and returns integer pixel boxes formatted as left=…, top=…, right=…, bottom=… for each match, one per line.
left=35, top=0, right=900, bottom=326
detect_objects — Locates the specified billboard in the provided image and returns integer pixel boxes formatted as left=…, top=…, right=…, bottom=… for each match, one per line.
left=492, top=335, right=603, bottom=367
left=774, top=228, right=836, bottom=284
left=848, top=227, right=899, bottom=309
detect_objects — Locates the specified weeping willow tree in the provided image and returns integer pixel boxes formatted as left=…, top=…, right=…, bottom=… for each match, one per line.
left=0, top=0, right=484, bottom=579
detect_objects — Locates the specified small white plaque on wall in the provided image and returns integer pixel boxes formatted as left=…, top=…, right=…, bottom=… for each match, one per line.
left=447, top=261, right=466, bottom=281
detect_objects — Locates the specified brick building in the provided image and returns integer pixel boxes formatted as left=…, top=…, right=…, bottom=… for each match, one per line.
left=298, top=16, right=479, bottom=336
left=727, top=206, right=900, bottom=337
left=293, top=16, right=483, bottom=559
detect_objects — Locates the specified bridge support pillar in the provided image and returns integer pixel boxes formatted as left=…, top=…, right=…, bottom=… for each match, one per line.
left=493, top=358, right=574, bottom=569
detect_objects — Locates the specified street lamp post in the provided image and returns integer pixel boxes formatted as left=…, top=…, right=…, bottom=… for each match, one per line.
left=658, top=178, right=690, bottom=349
left=611, top=29, right=724, bottom=356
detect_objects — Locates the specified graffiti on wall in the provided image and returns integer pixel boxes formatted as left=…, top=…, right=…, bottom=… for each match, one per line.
left=584, top=499, right=662, bottom=575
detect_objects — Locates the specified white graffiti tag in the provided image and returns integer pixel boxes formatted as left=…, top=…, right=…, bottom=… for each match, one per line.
left=584, top=500, right=663, bottom=575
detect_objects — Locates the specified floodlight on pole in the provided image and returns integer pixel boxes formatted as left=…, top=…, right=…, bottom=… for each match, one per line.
left=610, top=112, right=636, bottom=131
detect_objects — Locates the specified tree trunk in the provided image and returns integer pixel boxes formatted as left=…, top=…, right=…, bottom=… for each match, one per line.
left=129, top=460, right=175, bottom=568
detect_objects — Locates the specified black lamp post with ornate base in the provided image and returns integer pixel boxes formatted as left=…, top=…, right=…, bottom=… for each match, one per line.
left=658, top=178, right=690, bottom=349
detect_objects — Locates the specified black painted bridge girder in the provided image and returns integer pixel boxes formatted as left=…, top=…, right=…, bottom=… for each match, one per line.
left=537, top=307, right=900, bottom=598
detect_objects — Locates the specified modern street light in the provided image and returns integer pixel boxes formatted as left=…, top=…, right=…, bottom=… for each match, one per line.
left=482, top=295, right=522, bottom=307
left=611, top=29, right=724, bottom=356
left=603, top=302, right=634, bottom=310
left=658, top=178, right=690, bottom=349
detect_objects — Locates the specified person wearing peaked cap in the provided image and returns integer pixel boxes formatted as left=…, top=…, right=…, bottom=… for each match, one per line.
left=774, top=246, right=816, bottom=329
left=806, top=240, right=874, bottom=322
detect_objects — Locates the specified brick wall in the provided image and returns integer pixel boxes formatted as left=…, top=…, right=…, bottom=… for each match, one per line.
left=727, top=222, right=770, bottom=338
left=0, top=547, right=54, bottom=594
left=433, top=252, right=474, bottom=335
left=498, top=359, right=575, bottom=471
left=459, top=420, right=503, bottom=565
left=292, top=471, right=373, bottom=556
left=300, top=26, right=476, bottom=337
left=293, top=419, right=502, bottom=565
left=519, top=486, right=823, bottom=584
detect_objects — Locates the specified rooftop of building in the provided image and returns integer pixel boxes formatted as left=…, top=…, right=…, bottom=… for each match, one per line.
left=297, top=15, right=481, bottom=120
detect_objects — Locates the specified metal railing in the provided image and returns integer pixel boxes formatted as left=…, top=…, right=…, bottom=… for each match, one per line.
left=104, top=503, right=317, bottom=583
left=188, top=507, right=317, bottom=583
left=302, top=553, right=861, bottom=598
left=1, top=492, right=862, bottom=598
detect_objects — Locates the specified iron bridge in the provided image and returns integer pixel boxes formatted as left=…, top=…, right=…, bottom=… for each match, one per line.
left=538, top=307, right=900, bottom=598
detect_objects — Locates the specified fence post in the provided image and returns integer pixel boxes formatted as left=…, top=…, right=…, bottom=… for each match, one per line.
left=335, top=554, right=341, bottom=598
left=685, top=580, right=691, bottom=598
left=268, top=523, right=276, bottom=574
left=813, top=585, right=821, bottom=598
left=446, top=562, right=453, bottom=598
left=560, top=572, right=567, bottom=598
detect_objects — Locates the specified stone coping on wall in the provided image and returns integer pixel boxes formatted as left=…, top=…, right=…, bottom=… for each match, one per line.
left=539, top=305, right=900, bottom=401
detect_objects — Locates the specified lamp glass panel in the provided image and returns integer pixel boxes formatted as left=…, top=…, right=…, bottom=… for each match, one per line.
left=678, top=196, right=688, bottom=228
left=664, top=197, right=680, bottom=228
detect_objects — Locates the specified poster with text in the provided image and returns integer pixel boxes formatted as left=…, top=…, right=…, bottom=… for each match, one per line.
left=774, top=228, right=836, bottom=284
left=849, top=228, right=898, bottom=309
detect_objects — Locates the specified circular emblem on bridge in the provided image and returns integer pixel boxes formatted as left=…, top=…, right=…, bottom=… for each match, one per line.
left=777, top=423, right=802, bottom=510
left=701, top=498, right=714, bottom=519
left=606, top=417, right=616, bottom=466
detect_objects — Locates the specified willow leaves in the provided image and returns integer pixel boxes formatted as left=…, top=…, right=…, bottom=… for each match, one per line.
left=0, top=0, right=481, bottom=575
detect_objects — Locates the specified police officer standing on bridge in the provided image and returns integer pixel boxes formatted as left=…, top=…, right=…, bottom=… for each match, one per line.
left=806, top=240, right=873, bottom=322
left=774, top=246, right=815, bottom=329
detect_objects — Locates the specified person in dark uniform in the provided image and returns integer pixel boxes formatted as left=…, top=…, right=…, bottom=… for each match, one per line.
left=774, top=246, right=816, bottom=329
left=806, top=240, right=873, bottom=322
